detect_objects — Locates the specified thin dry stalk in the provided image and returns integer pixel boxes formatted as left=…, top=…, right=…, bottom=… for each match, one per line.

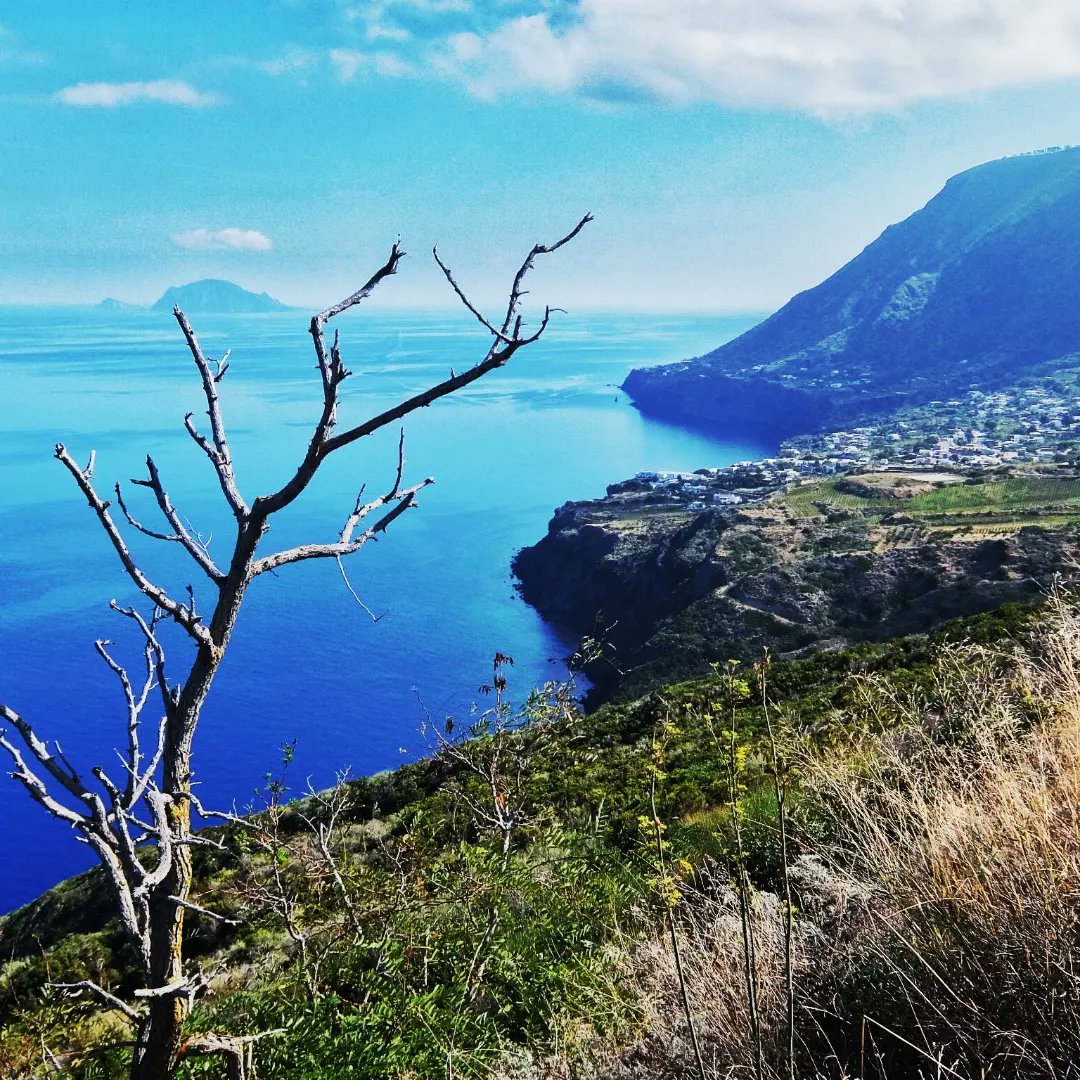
left=758, top=651, right=795, bottom=1080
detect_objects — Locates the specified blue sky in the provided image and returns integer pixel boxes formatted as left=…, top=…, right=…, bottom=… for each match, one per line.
left=4, top=1, right=1080, bottom=310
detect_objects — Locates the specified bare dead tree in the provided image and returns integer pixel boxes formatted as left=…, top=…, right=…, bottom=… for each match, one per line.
left=0, top=214, right=591, bottom=1080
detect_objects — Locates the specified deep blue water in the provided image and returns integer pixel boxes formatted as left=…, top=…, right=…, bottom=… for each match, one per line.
left=0, top=306, right=769, bottom=912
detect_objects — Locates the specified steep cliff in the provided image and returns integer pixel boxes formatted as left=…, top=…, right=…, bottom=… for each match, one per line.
left=514, top=469, right=1080, bottom=704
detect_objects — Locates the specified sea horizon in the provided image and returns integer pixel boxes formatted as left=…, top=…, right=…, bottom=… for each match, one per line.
left=0, top=306, right=773, bottom=912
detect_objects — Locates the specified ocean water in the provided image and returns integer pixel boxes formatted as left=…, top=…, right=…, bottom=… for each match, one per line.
left=0, top=306, right=769, bottom=912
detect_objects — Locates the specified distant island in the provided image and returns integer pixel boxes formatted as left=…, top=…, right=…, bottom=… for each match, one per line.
left=96, top=280, right=291, bottom=314
left=624, top=146, right=1080, bottom=437
left=151, top=279, right=290, bottom=313
left=96, top=297, right=142, bottom=311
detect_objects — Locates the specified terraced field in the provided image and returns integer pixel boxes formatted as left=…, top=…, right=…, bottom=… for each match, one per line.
left=777, top=471, right=1080, bottom=550
left=779, top=473, right=1080, bottom=519
left=908, top=476, right=1080, bottom=513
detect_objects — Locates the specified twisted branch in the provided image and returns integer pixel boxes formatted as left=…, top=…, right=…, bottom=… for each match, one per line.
left=174, top=309, right=248, bottom=520
left=53, top=980, right=141, bottom=1024
left=127, top=456, right=223, bottom=582
left=251, top=478, right=433, bottom=576
left=53, top=445, right=210, bottom=646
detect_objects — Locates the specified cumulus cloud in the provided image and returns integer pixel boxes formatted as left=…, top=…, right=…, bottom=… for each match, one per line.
left=439, top=0, right=1080, bottom=113
left=56, top=79, right=220, bottom=107
left=171, top=228, right=273, bottom=252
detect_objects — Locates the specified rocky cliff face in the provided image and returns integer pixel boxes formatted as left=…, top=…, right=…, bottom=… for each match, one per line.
left=624, top=148, right=1080, bottom=435
left=514, top=478, right=1080, bottom=705
left=513, top=501, right=729, bottom=661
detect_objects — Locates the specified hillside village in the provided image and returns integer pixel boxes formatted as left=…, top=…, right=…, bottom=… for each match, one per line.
left=786, top=378, right=1080, bottom=468
left=612, top=376, right=1080, bottom=512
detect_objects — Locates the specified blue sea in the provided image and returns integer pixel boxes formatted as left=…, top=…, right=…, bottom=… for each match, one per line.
left=0, top=306, right=769, bottom=912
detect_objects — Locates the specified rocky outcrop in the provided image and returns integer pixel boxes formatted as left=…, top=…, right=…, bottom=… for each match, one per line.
left=512, top=501, right=729, bottom=655
left=515, top=486, right=1080, bottom=705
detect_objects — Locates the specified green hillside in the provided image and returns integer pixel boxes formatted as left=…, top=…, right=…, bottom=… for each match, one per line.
left=5, top=599, right=1080, bottom=1078
left=778, top=473, right=1080, bottom=540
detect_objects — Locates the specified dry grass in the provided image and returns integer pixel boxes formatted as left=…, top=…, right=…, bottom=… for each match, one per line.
left=798, top=597, right=1080, bottom=1079
left=581, top=594, right=1080, bottom=1080
left=596, top=886, right=791, bottom=1080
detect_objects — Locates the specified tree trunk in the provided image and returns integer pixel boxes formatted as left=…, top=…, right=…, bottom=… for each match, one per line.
left=130, top=849, right=192, bottom=1074
left=130, top=710, right=197, bottom=1078
left=129, top=525, right=262, bottom=1079
left=132, top=987, right=188, bottom=1080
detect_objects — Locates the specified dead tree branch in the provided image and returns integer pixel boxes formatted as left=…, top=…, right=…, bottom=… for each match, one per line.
left=53, top=981, right=142, bottom=1024
left=0, top=214, right=591, bottom=1080
left=251, top=478, right=433, bottom=576
left=500, top=213, right=593, bottom=336
left=127, top=456, right=224, bottom=582
left=432, top=248, right=516, bottom=345
left=53, top=445, right=210, bottom=645
left=173, top=310, right=248, bottom=520
left=178, top=1028, right=285, bottom=1080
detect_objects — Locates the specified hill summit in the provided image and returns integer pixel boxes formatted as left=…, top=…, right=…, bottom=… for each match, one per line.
left=624, top=146, right=1080, bottom=437
left=151, top=279, right=289, bottom=313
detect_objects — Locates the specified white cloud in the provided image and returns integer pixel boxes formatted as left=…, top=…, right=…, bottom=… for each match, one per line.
left=367, top=23, right=412, bottom=42
left=374, top=51, right=413, bottom=76
left=56, top=79, right=220, bottom=108
left=329, top=48, right=366, bottom=81
left=439, top=0, right=1080, bottom=113
left=171, top=228, right=273, bottom=252
left=0, top=22, right=45, bottom=66
left=329, top=47, right=413, bottom=81
left=348, top=0, right=473, bottom=19
left=258, top=48, right=318, bottom=76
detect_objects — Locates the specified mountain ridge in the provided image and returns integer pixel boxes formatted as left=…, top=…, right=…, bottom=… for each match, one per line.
left=623, top=147, right=1080, bottom=437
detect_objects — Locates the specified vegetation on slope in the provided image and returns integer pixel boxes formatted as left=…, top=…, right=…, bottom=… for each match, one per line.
left=778, top=471, right=1080, bottom=529
left=6, top=596, right=1080, bottom=1077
